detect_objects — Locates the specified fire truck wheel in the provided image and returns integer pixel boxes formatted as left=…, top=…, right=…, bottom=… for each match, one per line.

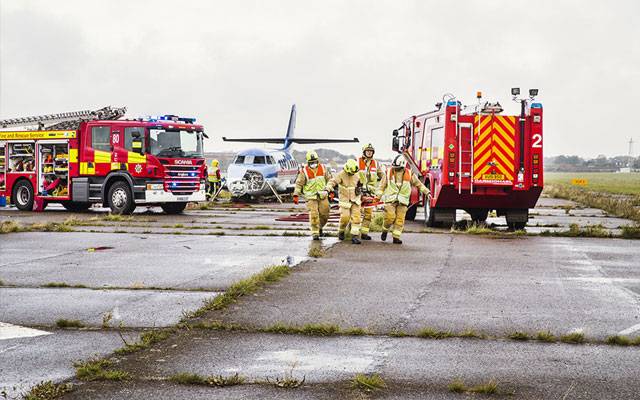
left=61, top=201, right=92, bottom=212
left=13, top=180, right=35, bottom=211
left=108, top=181, right=136, bottom=215
left=160, top=202, right=187, bottom=214
left=405, top=204, right=417, bottom=221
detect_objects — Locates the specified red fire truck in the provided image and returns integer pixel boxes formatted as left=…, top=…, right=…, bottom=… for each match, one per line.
left=392, top=89, right=543, bottom=229
left=0, top=107, right=208, bottom=214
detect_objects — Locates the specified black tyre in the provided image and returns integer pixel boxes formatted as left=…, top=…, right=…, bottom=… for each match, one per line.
left=12, top=180, right=34, bottom=211
left=506, top=209, right=528, bottom=231
left=61, top=201, right=92, bottom=212
left=507, top=221, right=527, bottom=231
left=405, top=203, right=417, bottom=221
left=469, top=209, right=489, bottom=223
left=161, top=202, right=187, bottom=214
left=107, top=181, right=136, bottom=215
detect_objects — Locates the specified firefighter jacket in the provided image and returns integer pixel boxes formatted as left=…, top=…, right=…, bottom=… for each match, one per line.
left=326, top=170, right=367, bottom=208
left=377, top=168, right=429, bottom=206
left=358, top=157, right=384, bottom=193
left=294, top=164, right=331, bottom=200
left=207, top=166, right=221, bottom=183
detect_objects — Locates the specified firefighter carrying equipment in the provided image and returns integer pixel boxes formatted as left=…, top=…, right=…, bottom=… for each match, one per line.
left=293, top=161, right=331, bottom=238
left=326, top=167, right=367, bottom=242
left=358, top=154, right=384, bottom=237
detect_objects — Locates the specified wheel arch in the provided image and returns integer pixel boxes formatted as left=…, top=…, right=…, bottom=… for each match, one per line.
left=101, top=172, right=135, bottom=205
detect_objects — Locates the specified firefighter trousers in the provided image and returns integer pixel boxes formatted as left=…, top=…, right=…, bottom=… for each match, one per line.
left=207, top=182, right=220, bottom=198
left=360, top=206, right=374, bottom=234
left=383, top=202, right=408, bottom=239
left=307, top=198, right=330, bottom=236
left=339, top=203, right=362, bottom=237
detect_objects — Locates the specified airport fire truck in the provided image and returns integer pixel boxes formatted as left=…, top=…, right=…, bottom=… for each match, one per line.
left=392, top=89, right=543, bottom=229
left=0, top=107, right=208, bottom=214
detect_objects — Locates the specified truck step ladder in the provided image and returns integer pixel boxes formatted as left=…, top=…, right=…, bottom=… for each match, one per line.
left=0, top=106, right=127, bottom=130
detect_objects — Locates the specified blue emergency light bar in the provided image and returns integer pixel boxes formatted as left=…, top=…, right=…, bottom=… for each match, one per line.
left=144, top=115, right=197, bottom=123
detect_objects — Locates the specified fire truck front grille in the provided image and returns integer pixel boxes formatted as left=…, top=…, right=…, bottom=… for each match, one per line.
left=164, top=165, right=201, bottom=194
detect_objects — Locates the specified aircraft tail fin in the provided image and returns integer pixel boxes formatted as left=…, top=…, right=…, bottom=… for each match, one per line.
left=282, top=104, right=296, bottom=150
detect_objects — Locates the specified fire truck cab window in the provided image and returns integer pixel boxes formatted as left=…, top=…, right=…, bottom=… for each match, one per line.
left=124, top=127, right=146, bottom=153
left=91, top=126, right=111, bottom=152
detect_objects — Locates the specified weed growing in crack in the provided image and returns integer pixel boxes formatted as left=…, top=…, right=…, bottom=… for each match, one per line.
left=351, top=373, right=386, bottom=392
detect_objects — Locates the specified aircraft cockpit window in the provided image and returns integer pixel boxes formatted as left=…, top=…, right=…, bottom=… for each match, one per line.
left=254, top=156, right=266, bottom=164
left=234, top=156, right=245, bottom=164
left=267, top=156, right=275, bottom=164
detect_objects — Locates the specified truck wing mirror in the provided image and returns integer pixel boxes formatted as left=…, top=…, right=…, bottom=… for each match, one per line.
left=392, top=129, right=399, bottom=137
left=392, top=137, right=400, bottom=152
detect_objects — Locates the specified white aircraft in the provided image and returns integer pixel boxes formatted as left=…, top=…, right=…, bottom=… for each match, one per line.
left=222, top=105, right=358, bottom=198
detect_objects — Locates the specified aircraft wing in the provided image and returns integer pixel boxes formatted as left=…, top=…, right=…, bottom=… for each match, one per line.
left=222, top=137, right=359, bottom=144
left=222, top=137, right=286, bottom=144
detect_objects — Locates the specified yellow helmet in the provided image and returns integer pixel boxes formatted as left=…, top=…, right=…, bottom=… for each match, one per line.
left=211, top=159, right=219, bottom=167
left=362, top=143, right=375, bottom=155
left=306, top=150, right=319, bottom=163
left=344, top=159, right=358, bottom=174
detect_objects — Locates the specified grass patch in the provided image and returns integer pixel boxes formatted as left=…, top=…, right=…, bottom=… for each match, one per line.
left=463, top=223, right=494, bottom=235
left=351, top=373, right=386, bottom=392
left=55, top=319, right=85, bottom=328
left=541, top=223, right=611, bottom=238
left=368, top=212, right=385, bottom=233
left=389, top=329, right=407, bottom=337
left=253, top=225, right=271, bottom=230
left=169, top=372, right=245, bottom=387
left=185, top=264, right=290, bottom=318
left=308, top=246, right=325, bottom=258
left=342, top=327, right=370, bottom=336
left=260, top=323, right=341, bottom=336
left=469, top=379, right=498, bottom=394
left=448, top=378, right=466, bottom=393
left=102, top=214, right=134, bottom=222
left=560, top=332, right=585, bottom=344
left=114, top=330, right=171, bottom=354
left=75, top=359, right=130, bottom=381
left=43, top=282, right=87, bottom=289
left=459, top=329, right=483, bottom=339
left=536, top=330, right=556, bottom=342
left=544, top=182, right=640, bottom=223
left=621, top=225, right=640, bottom=239
left=417, top=327, right=453, bottom=339
left=0, top=220, right=21, bottom=233
left=23, top=380, right=73, bottom=400
left=508, top=331, right=530, bottom=341
left=282, top=231, right=306, bottom=237
left=606, top=335, right=632, bottom=346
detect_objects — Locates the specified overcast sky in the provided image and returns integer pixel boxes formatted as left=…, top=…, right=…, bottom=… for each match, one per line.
left=1, top=0, right=638, bottom=159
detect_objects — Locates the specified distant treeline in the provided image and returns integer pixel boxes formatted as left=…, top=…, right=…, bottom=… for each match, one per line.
left=545, top=155, right=639, bottom=172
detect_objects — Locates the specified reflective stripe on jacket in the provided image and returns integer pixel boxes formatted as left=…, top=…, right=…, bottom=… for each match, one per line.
left=358, top=157, right=379, bottom=192
left=382, top=168, right=412, bottom=206
left=302, top=164, right=327, bottom=200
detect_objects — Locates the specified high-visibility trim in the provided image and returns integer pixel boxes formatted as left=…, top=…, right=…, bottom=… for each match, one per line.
left=392, top=229, right=402, bottom=238
left=493, top=122, right=515, bottom=148
left=68, top=148, right=78, bottom=163
left=350, top=224, right=361, bottom=235
left=80, top=162, right=95, bottom=175
left=0, top=130, right=76, bottom=140
left=94, top=150, right=111, bottom=163
left=127, top=151, right=146, bottom=164
left=473, top=114, right=517, bottom=182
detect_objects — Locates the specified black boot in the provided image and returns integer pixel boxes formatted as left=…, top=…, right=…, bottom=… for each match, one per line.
left=393, top=237, right=403, bottom=244
left=361, top=233, right=372, bottom=240
left=319, top=228, right=324, bottom=237
left=381, top=231, right=388, bottom=241
left=352, top=236, right=362, bottom=244
left=338, top=232, right=345, bottom=240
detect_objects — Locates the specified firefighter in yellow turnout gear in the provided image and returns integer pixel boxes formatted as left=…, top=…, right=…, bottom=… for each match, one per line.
left=293, top=151, right=331, bottom=240
left=358, top=143, right=384, bottom=240
left=326, top=159, right=367, bottom=244
left=207, top=159, right=221, bottom=200
left=377, top=155, right=429, bottom=244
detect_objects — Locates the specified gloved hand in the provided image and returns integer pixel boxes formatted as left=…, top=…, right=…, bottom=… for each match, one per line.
left=329, top=191, right=335, bottom=201
left=293, top=194, right=299, bottom=205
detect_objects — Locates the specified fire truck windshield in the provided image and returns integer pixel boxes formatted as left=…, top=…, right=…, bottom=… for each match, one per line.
left=149, top=128, right=204, bottom=158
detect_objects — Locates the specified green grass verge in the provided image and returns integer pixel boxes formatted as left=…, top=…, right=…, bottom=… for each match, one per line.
left=75, top=359, right=129, bottom=381
left=23, top=381, right=73, bottom=400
